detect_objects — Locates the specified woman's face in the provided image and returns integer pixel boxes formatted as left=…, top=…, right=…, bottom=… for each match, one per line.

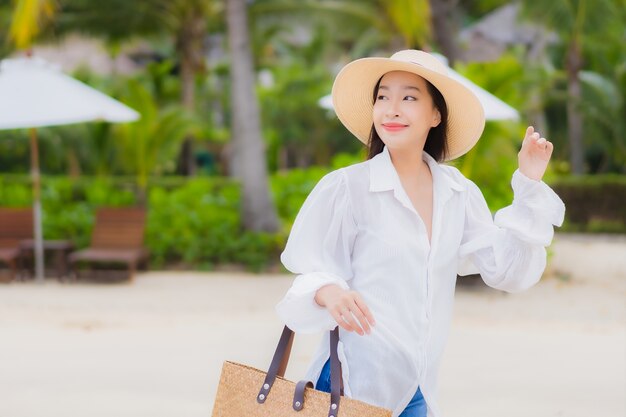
left=372, top=71, right=441, bottom=151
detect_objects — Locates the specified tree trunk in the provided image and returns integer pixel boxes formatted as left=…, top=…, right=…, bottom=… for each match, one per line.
left=226, top=0, right=279, bottom=233
left=175, top=13, right=206, bottom=176
left=429, top=0, right=460, bottom=64
left=176, top=60, right=196, bottom=176
left=566, top=37, right=585, bottom=175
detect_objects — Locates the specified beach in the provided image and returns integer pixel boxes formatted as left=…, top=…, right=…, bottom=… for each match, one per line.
left=0, top=233, right=624, bottom=417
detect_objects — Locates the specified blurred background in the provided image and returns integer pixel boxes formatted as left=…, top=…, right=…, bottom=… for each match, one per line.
left=0, top=1, right=624, bottom=417
left=0, top=0, right=624, bottom=273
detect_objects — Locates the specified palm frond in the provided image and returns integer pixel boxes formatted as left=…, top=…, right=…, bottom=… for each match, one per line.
left=8, top=0, right=57, bottom=49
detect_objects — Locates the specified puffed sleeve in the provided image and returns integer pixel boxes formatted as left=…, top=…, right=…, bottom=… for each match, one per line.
left=276, top=169, right=358, bottom=333
left=458, top=169, right=565, bottom=292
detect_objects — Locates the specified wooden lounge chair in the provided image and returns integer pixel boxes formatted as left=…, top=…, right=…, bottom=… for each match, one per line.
left=69, top=207, right=149, bottom=281
left=0, top=208, right=34, bottom=281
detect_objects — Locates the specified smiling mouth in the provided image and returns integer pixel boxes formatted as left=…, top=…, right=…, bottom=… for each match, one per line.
left=382, top=123, right=408, bottom=131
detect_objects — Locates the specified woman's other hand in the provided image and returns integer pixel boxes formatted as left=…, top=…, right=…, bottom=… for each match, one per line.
left=518, top=126, right=554, bottom=181
left=315, top=284, right=376, bottom=336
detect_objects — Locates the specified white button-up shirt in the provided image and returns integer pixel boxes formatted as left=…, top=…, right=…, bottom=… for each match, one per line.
left=276, top=146, right=565, bottom=417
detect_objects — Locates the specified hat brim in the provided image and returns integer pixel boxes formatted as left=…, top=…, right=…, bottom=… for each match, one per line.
left=331, top=57, right=485, bottom=161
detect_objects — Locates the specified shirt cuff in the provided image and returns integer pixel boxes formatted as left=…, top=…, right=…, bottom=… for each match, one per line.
left=511, top=169, right=566, bottom=226
left=493, top=169, right=566, bottom=246
left=275, top=272, right=349, bottom=334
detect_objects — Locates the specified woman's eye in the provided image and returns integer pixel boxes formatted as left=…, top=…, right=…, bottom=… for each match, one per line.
left=404, top=96, right=417, bottom=101
left=376, top=95, right=387, bottom=100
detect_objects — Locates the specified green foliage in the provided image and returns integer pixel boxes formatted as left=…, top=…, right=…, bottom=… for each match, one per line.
left=146, top=178, right=239, bottom=267
left=52, top=0, right=223, bottom=43
left=461, top=0, right=511, bottom=18
left=257, top=27, right=360, bottom=170
left=0, top=175, right=137, bottom=247
left=331, top=149, right=368, bottom=170
left=251, top=0, right=432, bottom=51
left=0, top=175, right=31, bottom=205
left=271, top=166, right=329, bottom=223
left=7, top=0, right=57, bottom=49
left=453, top=123, right=519, bottom=210
left=550, top=174, right=626, bottom=233
left=520, top=0, right=626, bottom=174
left=0, top=175, right=289, bottom=271
left=381, top=0, right=431, bottom=48
left=580, top=70, right=626, bottom=172
left=0, top=2, right=13, bottom=58
left=113, top=78, right=195, bottom=189
left=451, top=55, right=526, bottom=210
left=521, top=0, right=619, bottom=40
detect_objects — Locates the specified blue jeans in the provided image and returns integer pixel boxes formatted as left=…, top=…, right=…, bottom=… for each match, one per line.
left=315, top=358, right=427, bottom=417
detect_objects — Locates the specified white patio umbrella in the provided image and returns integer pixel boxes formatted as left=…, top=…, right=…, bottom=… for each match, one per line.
left=318, top=53, right=520, bottom=121
left=0, top=56, right=140, bottom=282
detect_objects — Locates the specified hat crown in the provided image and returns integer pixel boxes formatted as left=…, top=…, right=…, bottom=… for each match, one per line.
left=389, top=50, right=448, bottom=76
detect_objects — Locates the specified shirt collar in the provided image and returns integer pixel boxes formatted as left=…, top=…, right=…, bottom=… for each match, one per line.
left=369, top=145, right=464, bottom=205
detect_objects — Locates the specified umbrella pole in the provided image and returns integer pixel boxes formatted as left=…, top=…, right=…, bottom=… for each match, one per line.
left=29, top=128, right=45, bottom=282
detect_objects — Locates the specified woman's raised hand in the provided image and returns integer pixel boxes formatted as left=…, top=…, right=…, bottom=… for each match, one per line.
left=518, top=126, right=554, bottom=181
left=315, top=284, right=376, bottom=336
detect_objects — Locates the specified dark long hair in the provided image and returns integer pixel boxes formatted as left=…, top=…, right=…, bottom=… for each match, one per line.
left=367, top=76, right=449, bottom=162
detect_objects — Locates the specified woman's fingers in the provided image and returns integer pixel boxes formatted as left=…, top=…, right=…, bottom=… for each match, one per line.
left=525, top=125, right=534, bottom=137
left=348, top=299, right=371, bottom=335
left=338, top=305, right=364, bottom=335
left=523, top=126, right=534, bottom=144
left=522, top=126, right=553, bottom=154
left=531, top=135, right=553, bottom=159
left=327, top=291, right=376, bottom=336
left=354, top=293, right=376, bottom=327
left=330, top=309, right=354, bottom=333
left=530, top=132, right=540, bottom=145
left=524, top=126, right=550, bottom=147
left=320, top=286, right=376, bottom=336
left=536, top=137, right=553, bottom=150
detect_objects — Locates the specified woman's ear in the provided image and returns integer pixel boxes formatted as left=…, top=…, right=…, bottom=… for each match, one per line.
left=431, top=109, right=441, bottom=127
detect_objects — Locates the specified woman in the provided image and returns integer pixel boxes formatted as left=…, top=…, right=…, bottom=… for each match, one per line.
left=275, top=50, right=565, bottom=417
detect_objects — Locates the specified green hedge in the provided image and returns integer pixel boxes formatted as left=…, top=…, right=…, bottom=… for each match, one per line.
left=550, top=175, right=626, bottom=233
left=0, top=176, right=271, bottom=271
left=0, top=170, right=331, bottom=271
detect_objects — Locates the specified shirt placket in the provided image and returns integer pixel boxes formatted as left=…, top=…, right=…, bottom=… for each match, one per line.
left=390, top=175, right=436, bottom=385
left=421, top=171, right=441, bottom=386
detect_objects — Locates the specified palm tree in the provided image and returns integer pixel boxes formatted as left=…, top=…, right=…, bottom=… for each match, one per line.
left=226, top=0, right=279, bottom=232
left=57, top=0, right=223, bottom=174
left=522, top=0, right=621, bottom=174
left=5, top=0, right=221, bottom=175
left=162, top=0, right=222, bottom=175
left=114, top=78, right=194, bottom=201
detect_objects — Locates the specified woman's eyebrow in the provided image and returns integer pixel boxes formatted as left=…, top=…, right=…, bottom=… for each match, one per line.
left=378, top=85, right=421, bottom=92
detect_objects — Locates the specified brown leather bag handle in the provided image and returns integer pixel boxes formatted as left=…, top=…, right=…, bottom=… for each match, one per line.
left=257, top=326, right=344, bottom=417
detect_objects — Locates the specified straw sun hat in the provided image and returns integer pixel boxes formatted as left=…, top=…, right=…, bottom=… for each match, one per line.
left=331, top=49, right=486, bottom=161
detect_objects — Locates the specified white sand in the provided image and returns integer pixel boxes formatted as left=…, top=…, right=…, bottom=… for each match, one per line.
left=0, top=233, right=624, bottom=417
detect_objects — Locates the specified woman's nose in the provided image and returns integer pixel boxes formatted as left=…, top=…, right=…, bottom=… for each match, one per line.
left=385, top=100, right=401, bottom=118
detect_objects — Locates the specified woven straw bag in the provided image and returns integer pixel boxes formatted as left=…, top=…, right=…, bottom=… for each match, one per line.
left=211, top=326, right=392, bottom=417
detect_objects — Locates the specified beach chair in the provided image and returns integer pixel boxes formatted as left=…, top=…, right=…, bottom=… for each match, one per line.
left=0, top=208, right=34, bottom=281
left=69, top=207, right=149, bottom=281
